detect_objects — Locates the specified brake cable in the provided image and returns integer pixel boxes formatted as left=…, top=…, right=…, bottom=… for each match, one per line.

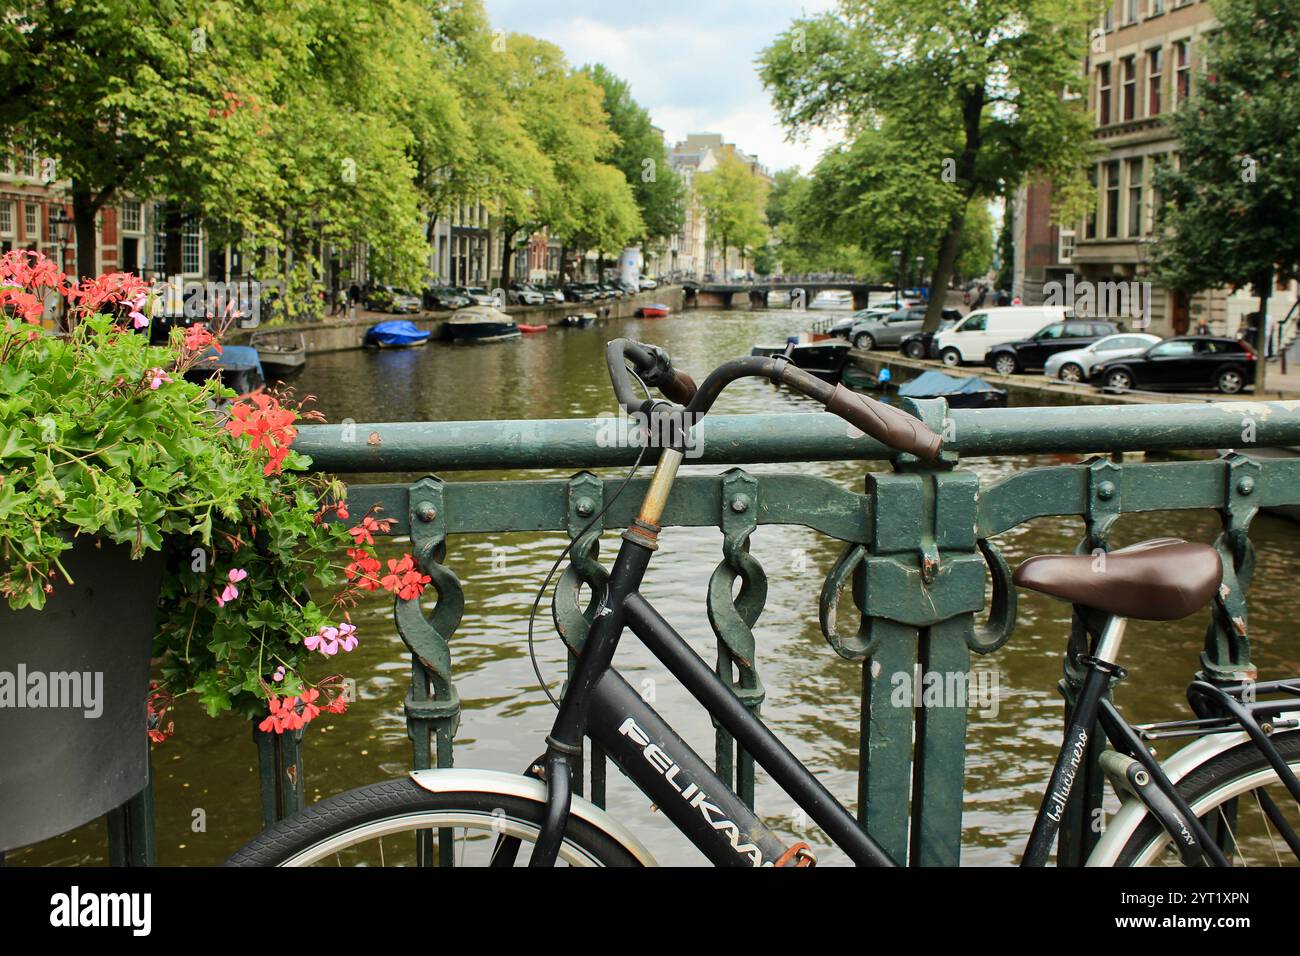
left=528, top=365, right=652, bottom=708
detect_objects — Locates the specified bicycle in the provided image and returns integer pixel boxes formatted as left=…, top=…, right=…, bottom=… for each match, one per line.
left=228, top=339, right=1300, bottom=867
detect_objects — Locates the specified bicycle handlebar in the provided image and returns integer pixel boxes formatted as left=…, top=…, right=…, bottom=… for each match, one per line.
left=606, top=338, right=943, bottom=462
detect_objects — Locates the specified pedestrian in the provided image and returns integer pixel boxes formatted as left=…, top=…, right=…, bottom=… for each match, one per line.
left=973, top=286, right=988, bottom=309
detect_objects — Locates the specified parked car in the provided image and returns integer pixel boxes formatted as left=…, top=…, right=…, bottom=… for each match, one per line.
left=535, top=284, right=565, bottom=304
left=455, top=286, right=501, bottom=307
left=1089, top=336, right=1257, bottom=394
left=984, top=319, right=1122, bottom=375
left=597, top=282, right=624, bottom=299
left=507, top=283, right=546, bottom=306
left=366, top=285, right=421, bottom=314
left=562, top=283, right=597, bottom=303
left=1043, top=332, right=1162, bottom=382
left=935, top=306, right=1066, bottom=367
left=849, top=306, right=962, bottom=351
left=829, top=300, right=924, bottom=339
left=898, top=320, right=961, bottom=359
left=422, top=285, right=471, bottom=311
left=639, top=275, right=658, bottom=290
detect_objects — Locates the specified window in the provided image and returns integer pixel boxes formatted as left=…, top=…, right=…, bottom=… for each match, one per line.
left=1064, top=322, right=1095, bottom=337
left=24, top=203, right=38, bottom=240
left=1124, top=0, right=1139, bottom=23
left=1097, top=63, right=1112, bottom=124
left=1150, top=0, right=1164, bottom=13
left=1148, top=48, right=1164, bottom=115
left=1127, top=157, right=1144, bottom=236
left=1105, top=161, right=1121, bottom=238
left=958, top=313, right=987, bottom=332
left=0, top=202, right=11, bottom=235
left=1104, top=5, right=1114, bottom=30
left=182, top=220, right=202, bottom=274
left=1121, top=57, right=1136, bottom=120
left=18, top=146, right=36, bottom=179
left=1035, top=324, right=1066, bottom=340
left=1085, top=166, right=1099, bottom=239
left=1175, top=40, right=1192, bottom=103
left=1059, top=229, right=1076, bottom=263
left=122, top=200, right=142, bottom=233
left=1149, top=340, right=1195, bottom=357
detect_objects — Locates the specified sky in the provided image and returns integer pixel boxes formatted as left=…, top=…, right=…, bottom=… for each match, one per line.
left=481, top=0, right=840, bottom=174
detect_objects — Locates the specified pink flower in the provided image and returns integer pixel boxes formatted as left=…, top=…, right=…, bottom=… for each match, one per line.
left=215, top=567, right=247, bottom=607
left=272, top=665, right=286, bottom=682
left=305, top=625, right=340, bottom=656
left=337, top=622, right=358, bottom=652
left=146, top=366, right=171, bottom=389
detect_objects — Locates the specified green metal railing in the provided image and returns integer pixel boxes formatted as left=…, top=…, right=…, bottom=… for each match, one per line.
left=278, top=397, right=1300, bottom=865
left=101, top=396, right=1300, bottom=865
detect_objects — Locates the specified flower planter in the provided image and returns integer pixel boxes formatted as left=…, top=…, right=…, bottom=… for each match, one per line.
left=0, top=538, right=163, bottom=852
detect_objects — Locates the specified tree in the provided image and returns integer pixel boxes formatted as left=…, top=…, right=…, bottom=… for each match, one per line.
left=0, top=1, right=282, bottom=280
left=583, top=65, right=685, bottom=244
left=694, top=151, right=769, bottom=277
left=492, top=35, right=639, bottom=289
left=761, top=0, right=1096, bottom=331
left=766, top=168, right=877, bottom=275
left=1150, top=0, right=1300, bottom=392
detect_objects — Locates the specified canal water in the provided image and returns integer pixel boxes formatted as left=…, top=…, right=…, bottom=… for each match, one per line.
left=18, top=307, right=1300, bottom=866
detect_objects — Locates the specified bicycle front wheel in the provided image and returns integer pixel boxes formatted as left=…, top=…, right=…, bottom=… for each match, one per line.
left=225, top=777, right=645, bottom=867
left=1114, top=731, right=1300, bottom=867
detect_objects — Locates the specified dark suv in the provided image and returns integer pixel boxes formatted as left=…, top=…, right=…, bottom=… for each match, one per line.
left=984, top=319, right=1121, bottom=374
left=1089, top=336, right=1256, bottom=394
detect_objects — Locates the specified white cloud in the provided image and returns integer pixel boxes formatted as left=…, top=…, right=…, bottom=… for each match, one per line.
left=482, top=1, right=843, bottom=172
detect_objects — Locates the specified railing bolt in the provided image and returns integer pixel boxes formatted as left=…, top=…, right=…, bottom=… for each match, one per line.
left=416, top=502, right=437, bottom=522
left=1237, top=476, right=1255, bottom=496
left=730, top=495, right=750, bottom=513
left=1097, top=481, right=1116, bottom=500
left=576, top=498, right=595, bottom=517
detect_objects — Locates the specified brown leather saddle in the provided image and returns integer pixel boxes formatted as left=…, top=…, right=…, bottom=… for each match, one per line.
left=1012, top=537, right=1222, bottom=621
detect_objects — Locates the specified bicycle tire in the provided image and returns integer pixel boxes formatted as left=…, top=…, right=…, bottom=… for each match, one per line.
left=1114, top=731, right=1300, bottom=866
left=225, top=777, right=645, bottom=867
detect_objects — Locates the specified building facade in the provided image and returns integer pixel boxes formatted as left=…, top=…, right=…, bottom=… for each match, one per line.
left=1017, top=0, right=1296, bottom=337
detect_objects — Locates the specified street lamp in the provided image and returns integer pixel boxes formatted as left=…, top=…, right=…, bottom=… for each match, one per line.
left=49, top=209, right=74, bottom=274
left=890, top=249, right=902, bottom=302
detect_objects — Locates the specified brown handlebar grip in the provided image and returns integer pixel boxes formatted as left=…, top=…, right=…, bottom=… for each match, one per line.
left=825, top=384, right=943, bottom=461
left=659, top=369, right=698, bottom=405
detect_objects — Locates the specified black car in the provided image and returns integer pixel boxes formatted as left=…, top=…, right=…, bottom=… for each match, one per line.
left=1089, top=336, right=1257, bottom=395
left=422, top=285, right=470, bottom=310
left=562, top=283, right=597, bottom=302
left=899, top=320, right=961, bottom=360
left=984, top=319, right=1120, bottom=374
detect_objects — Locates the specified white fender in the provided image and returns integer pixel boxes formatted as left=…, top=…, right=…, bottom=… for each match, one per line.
left=409, top=768, right=659, bottom=866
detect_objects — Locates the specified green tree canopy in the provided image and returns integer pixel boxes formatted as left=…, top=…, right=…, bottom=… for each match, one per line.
left=694, top=151, right=769, bottom=275
left=760, top=0, right=1096, bottom=330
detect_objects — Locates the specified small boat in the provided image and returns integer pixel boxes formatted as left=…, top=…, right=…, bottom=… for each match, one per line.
left=184, top=344, right=265, bottom=397
left=637, top=304, right=670, bottom=318
left=751, top=333, right=850, bottom=381
left=364, top=320, right=432, bottom=348
left=517, top=323, right=548, bottom=333
left=896, top=369, right=1008, bottom=409
left=563, top=313, right=596, bottom=329
left=447, top=307, right=520, bottom=342
left=249, top=329, right=306, bottom=378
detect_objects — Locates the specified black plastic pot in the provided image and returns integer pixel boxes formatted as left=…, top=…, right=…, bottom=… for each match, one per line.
left=0, top=538, right=163, bottom=852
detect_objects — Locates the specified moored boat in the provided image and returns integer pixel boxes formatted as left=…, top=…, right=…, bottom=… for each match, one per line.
left=249, top=329, right=307, bottom=378
left=184, top=344, right=265, bottom=397
left=637, top=303, right=670, bottom=318
left=563, top=313, right=596, bottom=329
left=364, top=320, right=432, bottom=349
left=896, top=369, right=1008, bottom=409
left=517, top=323, right=548, bottom=333
left=446, top=307, right=521, bottom=342
left=751, top=332, right=850, bottom=381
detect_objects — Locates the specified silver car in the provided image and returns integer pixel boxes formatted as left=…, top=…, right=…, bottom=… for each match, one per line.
left=850, top=306, right=961, bottom=350
left=1043, top=332, right=1162, bottom=382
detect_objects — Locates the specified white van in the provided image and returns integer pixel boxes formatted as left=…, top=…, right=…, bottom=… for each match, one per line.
left=935, top=306, right=1066, bottom=366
